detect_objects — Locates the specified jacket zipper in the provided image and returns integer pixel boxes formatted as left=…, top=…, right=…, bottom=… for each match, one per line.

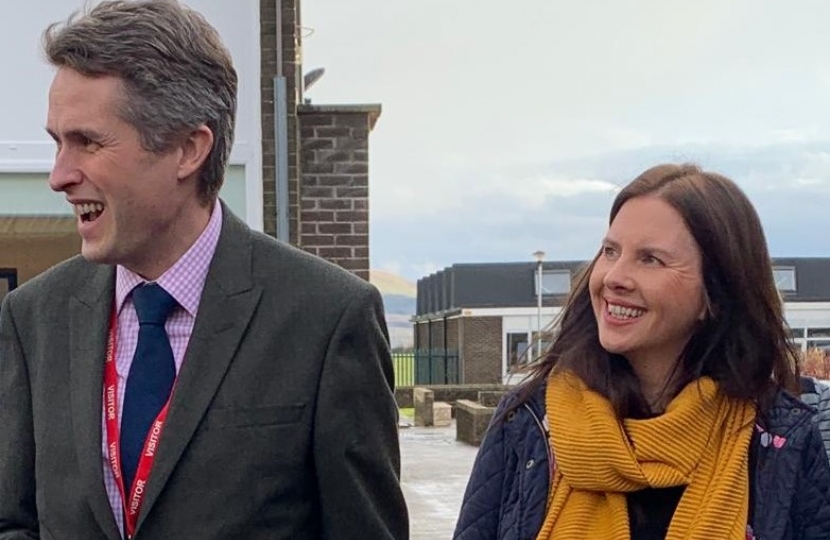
left=523, top=403, right=556, bottom=489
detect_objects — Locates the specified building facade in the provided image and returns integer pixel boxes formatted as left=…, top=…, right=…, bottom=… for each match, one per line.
left=0, top=0, right=378, bottom=306
left=413, top=258, right=830, bottom=384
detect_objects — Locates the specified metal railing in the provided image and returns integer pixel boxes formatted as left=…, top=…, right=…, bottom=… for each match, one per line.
left=392, top=349, right=459, bottom=387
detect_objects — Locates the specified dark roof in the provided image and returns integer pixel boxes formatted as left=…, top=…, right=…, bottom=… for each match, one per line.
left=414, top=258, right=830, bottom=319
left=771, top=258, right=830, bottom=302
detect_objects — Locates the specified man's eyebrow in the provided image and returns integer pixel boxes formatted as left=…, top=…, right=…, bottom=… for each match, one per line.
left=44, top=127, right=105, bottom=142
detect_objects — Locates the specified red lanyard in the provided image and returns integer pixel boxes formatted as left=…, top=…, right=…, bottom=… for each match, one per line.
left=103, top=310, right=174, bottom=539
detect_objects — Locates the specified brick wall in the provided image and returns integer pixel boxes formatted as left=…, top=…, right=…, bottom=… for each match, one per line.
left=460, top=316, right=503, bottom=384
left=415, top=321, right=429, bottom=350
left=446, top=317, right=460, bottom=351
left=298, top=105, right=380, bottom=281
left=428, top=319, right=446, bottom=351
left=260, top=0, right=301, bottom=242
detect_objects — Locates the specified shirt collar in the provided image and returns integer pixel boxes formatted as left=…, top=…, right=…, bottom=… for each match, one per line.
left=115, top=202, right=223, bottom=316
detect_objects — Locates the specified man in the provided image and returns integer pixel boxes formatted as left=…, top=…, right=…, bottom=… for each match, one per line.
left=0, top=1, right=408, bottom=539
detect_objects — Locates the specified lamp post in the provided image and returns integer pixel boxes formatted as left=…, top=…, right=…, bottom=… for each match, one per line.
left=532, top=250, right=545, bottom=359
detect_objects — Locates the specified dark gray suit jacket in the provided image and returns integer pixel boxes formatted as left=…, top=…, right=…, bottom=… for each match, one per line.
left=0, top=206, right=408, bottom=539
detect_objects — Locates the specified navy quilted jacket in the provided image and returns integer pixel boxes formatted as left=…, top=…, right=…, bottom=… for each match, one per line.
left=454, top=384, right=830, bottom=540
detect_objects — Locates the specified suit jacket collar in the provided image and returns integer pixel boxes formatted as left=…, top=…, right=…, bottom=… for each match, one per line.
left=70, top=263, right=121, bottom=540
left=70, top=202, right=262, bottom=539
left=134, top=203, right=262, bottom=533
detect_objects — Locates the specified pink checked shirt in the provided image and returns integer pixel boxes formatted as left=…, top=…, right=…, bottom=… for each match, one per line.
left=101, top=203, right=222, bottom=535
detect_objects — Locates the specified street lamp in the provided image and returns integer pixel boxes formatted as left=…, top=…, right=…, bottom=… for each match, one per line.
left=532, top=250, right=545, bottom=359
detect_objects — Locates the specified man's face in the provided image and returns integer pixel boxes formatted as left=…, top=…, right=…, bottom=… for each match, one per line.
left=46, top=67, right=189, bottom=277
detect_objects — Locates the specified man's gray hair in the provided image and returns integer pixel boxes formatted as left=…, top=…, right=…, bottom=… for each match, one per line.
left=43, top=0, right=238, bottom=205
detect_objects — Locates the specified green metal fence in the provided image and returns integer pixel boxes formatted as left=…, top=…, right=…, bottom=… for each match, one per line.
left=392, top=353, right=416, bottom=387
left=392, top=350, right=459, bottom=387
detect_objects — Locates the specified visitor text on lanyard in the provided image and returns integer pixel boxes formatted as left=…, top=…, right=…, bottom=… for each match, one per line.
left=103, top=310, right=175, bottom=539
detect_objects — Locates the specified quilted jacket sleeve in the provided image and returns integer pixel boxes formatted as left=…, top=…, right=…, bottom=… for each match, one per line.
left=453, top=400, right=510, bottom=540
left=809, top=379, right=830, bottom=464
left=794, top=421, right=830, bottom=539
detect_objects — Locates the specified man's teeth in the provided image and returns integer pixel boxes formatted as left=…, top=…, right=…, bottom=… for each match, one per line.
left=74, top=203, right=104, bottom=217
left=608, top=303, right=645, bottom=319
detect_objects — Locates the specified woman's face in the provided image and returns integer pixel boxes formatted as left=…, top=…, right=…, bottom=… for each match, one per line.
left=589, top=195, right=708, bottom=370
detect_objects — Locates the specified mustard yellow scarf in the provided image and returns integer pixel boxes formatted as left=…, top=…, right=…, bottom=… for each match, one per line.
left=536, top=372, right=755, bottom=540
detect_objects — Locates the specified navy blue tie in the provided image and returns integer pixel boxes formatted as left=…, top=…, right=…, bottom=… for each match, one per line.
left=120, top=283, right=177, bottom=492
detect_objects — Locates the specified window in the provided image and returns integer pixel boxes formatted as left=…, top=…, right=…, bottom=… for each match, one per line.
left=0, top=269, right=17, bottom=308
left=788, top=327, right=806, bottom=340
left=798, top=328, right=830, bottom=354
left=506, top=332, right=530, bottom=370
left=772, top=267, right=796, bottom=292
left=535, top=270, right=571, bottom=296
left=531, top=330, right=554, bottom=358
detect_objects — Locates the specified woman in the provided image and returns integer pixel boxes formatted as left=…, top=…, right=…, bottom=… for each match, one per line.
left=454, top=164, right=830, bottom=540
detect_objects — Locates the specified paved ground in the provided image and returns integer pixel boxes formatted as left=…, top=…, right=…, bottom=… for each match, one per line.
left=400, top=419, right=479, bottom=540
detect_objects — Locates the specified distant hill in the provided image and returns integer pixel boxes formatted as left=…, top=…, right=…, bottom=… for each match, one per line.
left=370, top=270, right=416, bottom=349
left=382, top=294, right=416, bottom=315
left=370, top=270, right=416, bottom=298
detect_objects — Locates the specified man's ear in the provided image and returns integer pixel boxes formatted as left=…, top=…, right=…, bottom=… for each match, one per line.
left=177, top=125, right=214, bottom=180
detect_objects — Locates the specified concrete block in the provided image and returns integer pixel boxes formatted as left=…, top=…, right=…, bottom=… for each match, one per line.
left=477, top=390, right=508, bottom=408
left=433, top=401, right=452, bottom=427
left=455, top=399, right=496, bottom=446
left=413, top=387, right=435, bottom=427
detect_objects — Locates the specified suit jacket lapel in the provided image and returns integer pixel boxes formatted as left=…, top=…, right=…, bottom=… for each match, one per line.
left=69, top=264, right=123, bottom=540
left=136, top=208, right=262, bottom=530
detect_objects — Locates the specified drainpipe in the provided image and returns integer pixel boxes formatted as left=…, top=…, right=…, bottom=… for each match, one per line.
left=274, top=0, right=290, bottom=242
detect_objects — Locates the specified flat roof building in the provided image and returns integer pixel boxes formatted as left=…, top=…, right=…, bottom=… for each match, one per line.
left=414, top=258, right=830, bottom=384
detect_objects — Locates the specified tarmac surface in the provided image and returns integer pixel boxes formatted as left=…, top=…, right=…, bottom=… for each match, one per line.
left=400, top=419, right=479, bottom=540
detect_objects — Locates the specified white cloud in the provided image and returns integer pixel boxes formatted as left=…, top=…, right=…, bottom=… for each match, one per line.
left=769, top=128, right=822, bottom=144
left=604, top=127, right=654, bottom=150
left=791, top=177, right=825, bottom=187
left=488, top=175, right=620, bottom=210
left=370, top=143, right=830, bottom=280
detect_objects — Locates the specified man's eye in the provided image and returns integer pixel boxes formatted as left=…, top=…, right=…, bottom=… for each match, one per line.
left=82, top=137, right=101, bottom=151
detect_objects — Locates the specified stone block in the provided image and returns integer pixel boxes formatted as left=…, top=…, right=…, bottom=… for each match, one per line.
left=477, top=390, right=508, bottom=408
left=455, top=399, right=496, bottom=446
left=413, top=387, right=434, bottom=427
left=433, top=402, right=452, bottom=427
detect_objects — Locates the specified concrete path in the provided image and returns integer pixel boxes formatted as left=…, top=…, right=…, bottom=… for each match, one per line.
left=400, top=420, right=479, bottom=539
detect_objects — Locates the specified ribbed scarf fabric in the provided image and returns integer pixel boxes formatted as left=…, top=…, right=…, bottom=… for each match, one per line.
left=535, top=372, right=755, bottom=540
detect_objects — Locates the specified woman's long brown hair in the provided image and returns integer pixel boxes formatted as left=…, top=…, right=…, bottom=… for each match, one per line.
left=511, top=163, right=799, bottom=419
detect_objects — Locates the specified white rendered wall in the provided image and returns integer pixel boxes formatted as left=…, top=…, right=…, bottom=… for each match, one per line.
left=0, top=0, right=262, bottom=229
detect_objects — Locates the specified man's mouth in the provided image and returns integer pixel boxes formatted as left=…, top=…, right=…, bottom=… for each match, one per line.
left=74, top=203, right=105, bottom=223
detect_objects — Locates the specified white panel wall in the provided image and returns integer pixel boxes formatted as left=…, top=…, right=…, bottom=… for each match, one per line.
left=0, top=167, right=248, bottom=219
left=0, top=0, right=262, bottom=229
left=785, top=303, right=830, bottom=329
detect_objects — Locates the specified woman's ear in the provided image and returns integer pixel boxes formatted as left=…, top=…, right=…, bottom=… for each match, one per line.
left=177, top=125, right=214, bottom=180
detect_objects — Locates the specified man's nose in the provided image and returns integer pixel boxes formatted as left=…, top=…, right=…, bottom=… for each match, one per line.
left=48, top=149, right=83, bottom=192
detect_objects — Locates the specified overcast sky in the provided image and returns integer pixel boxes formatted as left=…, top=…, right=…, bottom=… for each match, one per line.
left=302, top=0, right=830, bottom=280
